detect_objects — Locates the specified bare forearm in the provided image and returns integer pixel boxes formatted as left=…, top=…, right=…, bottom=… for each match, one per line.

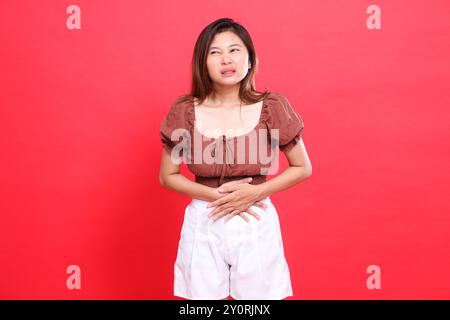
left=258, top=166, right=311, bottom=199
left=160, top=173, right=220, bottom=202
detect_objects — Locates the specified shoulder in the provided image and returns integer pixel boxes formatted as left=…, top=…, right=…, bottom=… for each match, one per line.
left=264, top=91, right=290, bottom=105
left=265, top=92, right=302, bottom=128
left=167, top=95, right=194, bottom=117
left=161, top=95, right=195, bottom=129
left=263, top=92, right=305, bottom=150
left=264, top=91, right=299, bottom=120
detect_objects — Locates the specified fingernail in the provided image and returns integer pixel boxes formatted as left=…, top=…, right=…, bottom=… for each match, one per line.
left=218, top=188, right=224, bottom=192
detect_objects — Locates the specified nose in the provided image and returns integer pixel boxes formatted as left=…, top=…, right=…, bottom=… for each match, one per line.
left=221, top=53, right=232, bottom=64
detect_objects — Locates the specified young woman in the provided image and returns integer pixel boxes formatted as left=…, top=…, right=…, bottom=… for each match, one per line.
left=159, top=18, right=312, bottom=300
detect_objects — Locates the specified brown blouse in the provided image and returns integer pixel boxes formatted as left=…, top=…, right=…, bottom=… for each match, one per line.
left=159, top=92, right=304, bottom=188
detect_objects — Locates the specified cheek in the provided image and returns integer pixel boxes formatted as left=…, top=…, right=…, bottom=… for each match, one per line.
left=237, top=55, right=249, bottom=67
left=206, top=59, right=219, bottom=73
left=238, top=60, right=250, bottom=73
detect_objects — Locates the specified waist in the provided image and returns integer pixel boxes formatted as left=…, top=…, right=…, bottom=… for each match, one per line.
left=195, top=175, right=267, bottom=188
left=190, top=195, right=272, bottom=208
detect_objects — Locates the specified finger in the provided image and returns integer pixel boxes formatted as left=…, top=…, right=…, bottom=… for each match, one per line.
left=212, top=208, right=233, bottom=221
left=220, top=177, right=252, bottom=188
left=224, top=209, right=241, bottom=223
left=218, top=183, right=245, bottom=193
left=246, top=207, right=261, bottom=221
left=219, top=181, right=238, bottom=188
left=229, top=177, right=252, bottom=185
left=208, top=204, right=226, bottom=218
left=208, top=206, right=233, bottom=220
left=207, top=194, right=233, bottom=208
left=254, top=201, right=268, bottom=209
left=218, top=178, right=252, bottom=193
left=238, top=212, right=250, bottom=223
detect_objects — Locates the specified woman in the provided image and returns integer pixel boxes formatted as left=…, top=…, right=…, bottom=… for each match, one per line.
left=159, top=18, right=312, bottom=300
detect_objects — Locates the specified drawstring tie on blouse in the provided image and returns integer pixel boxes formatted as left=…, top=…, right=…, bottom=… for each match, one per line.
left=219, top=135, right=227, bottom=186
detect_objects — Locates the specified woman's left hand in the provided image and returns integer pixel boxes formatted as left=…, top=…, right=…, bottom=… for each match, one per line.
left=207, top=183, right=266, bottom=222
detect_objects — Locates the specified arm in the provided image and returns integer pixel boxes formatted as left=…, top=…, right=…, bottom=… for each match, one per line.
left=159, top=148, right=221, bottom=202
left=257, top=137, right=312, bottom=198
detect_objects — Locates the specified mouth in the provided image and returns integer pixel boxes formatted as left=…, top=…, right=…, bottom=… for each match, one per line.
left=221, top=69, right=236, bottom=76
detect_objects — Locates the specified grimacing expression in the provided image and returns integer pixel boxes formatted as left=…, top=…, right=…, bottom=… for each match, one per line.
left=206, top=31, right=251, bottom=86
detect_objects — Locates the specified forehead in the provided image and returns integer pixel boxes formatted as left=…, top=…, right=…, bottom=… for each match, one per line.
left=209, top=31, right=245, bottom=48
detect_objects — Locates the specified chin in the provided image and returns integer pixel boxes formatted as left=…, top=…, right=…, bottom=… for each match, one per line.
left=216, top=81, right=241, bottom=88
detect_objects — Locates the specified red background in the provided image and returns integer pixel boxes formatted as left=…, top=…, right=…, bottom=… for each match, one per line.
left=0, top=0, right=449, bottom=299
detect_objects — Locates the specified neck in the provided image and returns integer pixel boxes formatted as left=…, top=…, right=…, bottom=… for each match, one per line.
left=208, top=84, right=241, bottom=107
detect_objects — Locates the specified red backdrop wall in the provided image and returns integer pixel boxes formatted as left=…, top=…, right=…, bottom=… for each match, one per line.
left=0, top=0, right=449, bottom=299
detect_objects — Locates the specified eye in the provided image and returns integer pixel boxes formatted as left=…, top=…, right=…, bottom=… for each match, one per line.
left=231, top=48, right=239, bottom=52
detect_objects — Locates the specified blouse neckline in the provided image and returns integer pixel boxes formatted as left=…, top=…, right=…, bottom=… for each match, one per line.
left=189, top=94, right=271, bottom=141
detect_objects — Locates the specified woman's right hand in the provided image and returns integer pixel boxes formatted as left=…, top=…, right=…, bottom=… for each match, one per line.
left=210, top=177, right=267, bottom=222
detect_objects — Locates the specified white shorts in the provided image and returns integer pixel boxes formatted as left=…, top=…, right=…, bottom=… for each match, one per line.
left=174, top=196, right=293, bottom=300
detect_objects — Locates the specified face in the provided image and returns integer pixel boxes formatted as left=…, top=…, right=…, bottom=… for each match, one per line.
left=206, top=31, right=251, bottom=88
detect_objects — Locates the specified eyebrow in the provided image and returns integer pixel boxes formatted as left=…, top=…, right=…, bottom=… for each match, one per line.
left=209, top=44, right=242, bottom=50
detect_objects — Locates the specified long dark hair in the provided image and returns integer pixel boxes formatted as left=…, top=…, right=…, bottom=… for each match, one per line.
left=176, top=18, right=270, bottom=106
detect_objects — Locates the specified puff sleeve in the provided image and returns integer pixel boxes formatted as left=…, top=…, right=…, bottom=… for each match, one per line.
left=266, top=92, right=305, bottom=153
left=159, top=100, right=192, bottom=156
